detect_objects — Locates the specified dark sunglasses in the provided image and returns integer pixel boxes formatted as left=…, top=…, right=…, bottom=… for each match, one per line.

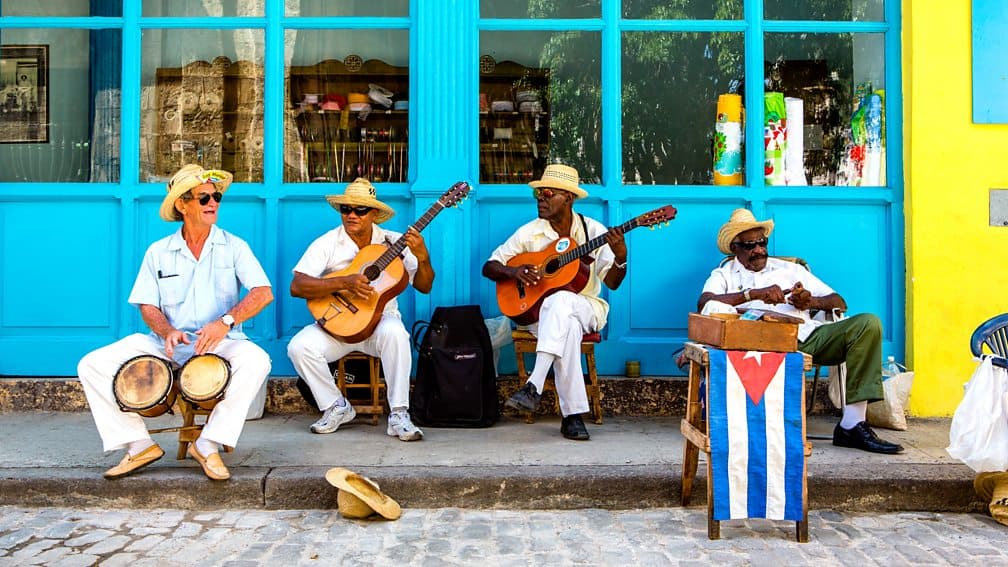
left=532, top=187, right=563, bottom=200
left=339, top=204, right=373, bottom=216
left=182, top=191, right=223, bottom=206
left=731, top=238, right=769, bottom=251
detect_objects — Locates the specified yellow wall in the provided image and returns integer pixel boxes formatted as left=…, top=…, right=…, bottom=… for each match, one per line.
left=906, top=1, right=1008, bottom=415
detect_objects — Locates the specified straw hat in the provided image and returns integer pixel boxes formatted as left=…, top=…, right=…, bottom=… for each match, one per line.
left=325, top=467, right=402, bottom=520
left=974, top=471, right=1008, bottom=526
left=159, top=164, right=233, bottom=222
left=717, top=208, right=775, bottom=254
left=325, top=178, right=395, bottom=224
left=529, top=164, right=588, bottom=199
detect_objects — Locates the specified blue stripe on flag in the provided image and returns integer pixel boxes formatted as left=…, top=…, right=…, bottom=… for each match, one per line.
left=783, top=352, right=805, bottom=520
left=708, top=349, right=732, bottom=521
left=746, top=388, right=767, bottom=518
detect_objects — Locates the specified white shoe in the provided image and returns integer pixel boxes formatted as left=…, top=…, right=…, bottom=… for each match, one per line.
left=387, top=412, right=423, bottom=441
left=310, top=402, right=356, bottom=434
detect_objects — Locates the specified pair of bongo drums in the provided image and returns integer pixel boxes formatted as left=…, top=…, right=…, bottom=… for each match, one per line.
left=113, top=353, right=231, bottom=416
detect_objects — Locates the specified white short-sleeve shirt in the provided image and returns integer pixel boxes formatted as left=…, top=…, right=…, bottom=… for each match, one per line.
left=488, top=216, right=615, bottom=329
left=292, top=224, right=420, bottom=317
left=128, top=225, right=271, bottom=340
left=700, top=257, right=836, bottom=341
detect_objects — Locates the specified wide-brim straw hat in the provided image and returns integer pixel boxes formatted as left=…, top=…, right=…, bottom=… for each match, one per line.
left=159, top=164, right=233, bottom=222
left=529, top=164, right=588, bottom=199
left=975, top=471, right=1008, bottom=526
left=325, top=178, right=395, bottom=224
left=325, top=467, right=402, bottom=520
left=717, top=208, right=775, bottom=254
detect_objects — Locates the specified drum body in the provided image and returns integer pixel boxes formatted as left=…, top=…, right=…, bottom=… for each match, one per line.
left=113, top=355, right=177, bottom=417
left=179, top=353, right=231, bottom=410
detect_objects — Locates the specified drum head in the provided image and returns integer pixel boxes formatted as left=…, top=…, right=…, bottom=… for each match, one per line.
left=180, top=354, right=230, bottom=401
left=114, top=355, right=173, bottom=410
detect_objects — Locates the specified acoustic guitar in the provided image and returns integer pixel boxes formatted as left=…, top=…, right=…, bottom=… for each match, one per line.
left=496, top=205, right=676, bottom=325
left=308, top=181, right=471, bottom=342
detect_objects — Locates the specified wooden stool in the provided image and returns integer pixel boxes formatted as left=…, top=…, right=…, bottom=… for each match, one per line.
left=174, top=400, right=233, bottom=460
left=680, top=342, right=812, bottom=542
left=512, top=329, right=603, bottom=424
left=333, top=352, right=386, bottom=425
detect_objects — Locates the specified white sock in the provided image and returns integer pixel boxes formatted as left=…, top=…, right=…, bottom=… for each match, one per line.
left=195, top=437, right=218, bottom=456
left=528, top=352, right=556, bottom=392
left=127, top=438, right=155, bottom=457
left=840, top=401, right=868, bottom=429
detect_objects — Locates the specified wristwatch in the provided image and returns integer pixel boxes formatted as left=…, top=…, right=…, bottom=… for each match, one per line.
left=743, top=289, right=752, bottom=301
left=221, top=314, right=236, bottom=329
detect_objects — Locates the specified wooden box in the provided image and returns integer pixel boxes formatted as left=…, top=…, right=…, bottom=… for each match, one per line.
left=687, top=312, right=798, bottom=352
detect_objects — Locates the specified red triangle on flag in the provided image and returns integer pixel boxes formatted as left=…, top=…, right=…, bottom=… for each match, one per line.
left=726, top=351, right=786, bottom=405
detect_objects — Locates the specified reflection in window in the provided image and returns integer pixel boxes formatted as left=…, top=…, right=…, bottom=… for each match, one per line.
left=764, top=0, right=884, bottom=21
left=765, top=33, right=885, bottom=186
left=479, top=31, right=601, bottom=184
left=623, top=0, right=742, bottom=20
left=622, top=32, right=743, bottom=185
left=1, top=1, right=118, bottom=17
left=283, top=30, right=409, bottom=183
left=480, top=0, right=599, bottom=19
left=286, top=0, right=407, bottom=17
left=143, top=0, right=263, bottom=17
left=0, top=28, right=121, bottom=182
left=140, top=29, right=265, bottom=183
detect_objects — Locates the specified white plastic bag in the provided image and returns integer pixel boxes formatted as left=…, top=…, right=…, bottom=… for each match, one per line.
left=484, top=316, right=513, bottom=376
left=947, top=356, right=1008, bottom=473
left=827, top=363, right=846, bottom=409
left=866, top=371, right=914, bottom=431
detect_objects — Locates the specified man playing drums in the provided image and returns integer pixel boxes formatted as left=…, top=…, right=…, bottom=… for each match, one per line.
left=287, top=178, right=433, bottom=441
left=78, top=164, right=274, bottom=480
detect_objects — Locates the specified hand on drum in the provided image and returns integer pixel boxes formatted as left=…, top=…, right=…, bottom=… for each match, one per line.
left=164, top=329, right=191, bottom=358
left=194, top=320, right=229, bottom=355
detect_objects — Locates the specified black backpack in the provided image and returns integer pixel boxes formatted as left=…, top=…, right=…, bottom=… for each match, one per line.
left=410, top=305, right=499, bottom=427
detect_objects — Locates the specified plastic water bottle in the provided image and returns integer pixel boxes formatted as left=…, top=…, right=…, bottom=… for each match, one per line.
left=882, top=355, right=900, bottom=378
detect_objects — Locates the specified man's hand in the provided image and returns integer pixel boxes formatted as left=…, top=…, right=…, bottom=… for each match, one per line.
left=163, top=329, right=191, bottom=358
left=605, top=227, right=627, bottom=263
left=193, top=320, right=229, bottom=355
left=512, top=264, right=540, bottom=286
left=787, top=281, right=814, bottom=310
left=340, top=274, right=375, bottom=300
left=752, top=284, right=789, bottom=305
left=402, top=227, right=429, bottom=263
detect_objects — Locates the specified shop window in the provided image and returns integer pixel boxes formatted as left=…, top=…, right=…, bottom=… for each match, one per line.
left=286, top=0, right=407, bottom=17
left=480, top=1, right=599, bottom=19
left=283, top=29, right=409, bottom=183
left=1, top=1, right=118, bottom=17
left=764, top=32, right=885, bottom=186
left=0, top=28, right=120, bottom=182
left=140, top=29, right=265, bottom=183
left=479, top=31, right=601, bottom=184
left=623, top=0, right=742, bottom=20
left=764, top=0, right=883, bottom=21
left=622, top=31, right=743, bottom=185
left=143, top=0, right=263, bottom=17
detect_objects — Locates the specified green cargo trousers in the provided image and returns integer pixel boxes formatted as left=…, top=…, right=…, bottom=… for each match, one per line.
left=798, top=313, right=884, bottom=404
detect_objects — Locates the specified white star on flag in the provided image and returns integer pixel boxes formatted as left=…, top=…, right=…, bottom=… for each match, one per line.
left=742, top=351, right=765, bottom=365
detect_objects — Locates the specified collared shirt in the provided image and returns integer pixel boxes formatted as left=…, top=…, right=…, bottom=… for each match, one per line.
left=292, top=224, right=420, bottom=317
left=129, top=225, right=271, bottom=340
left=488, top=216, right=615, bottom=329
left=701, top=257, right=836, bottom=341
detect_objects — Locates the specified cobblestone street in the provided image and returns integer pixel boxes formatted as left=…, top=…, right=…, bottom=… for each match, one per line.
left=1, top=506, right=1005, bottom=566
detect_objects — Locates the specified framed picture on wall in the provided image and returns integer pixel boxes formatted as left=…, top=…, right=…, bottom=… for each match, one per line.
left=0, top=45, right=48, bottom=143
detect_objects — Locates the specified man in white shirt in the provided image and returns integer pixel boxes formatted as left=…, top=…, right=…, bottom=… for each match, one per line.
left=482, top=164, right=627, bottom=441
left=287, top=178, right=433, bottom=441
left=78, top=164, right=274, bottom=480
left=697, top=208, right=903, bottom=454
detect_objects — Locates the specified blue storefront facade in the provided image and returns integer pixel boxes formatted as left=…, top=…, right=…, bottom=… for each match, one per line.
left=0, top=1, right=904, bottom=378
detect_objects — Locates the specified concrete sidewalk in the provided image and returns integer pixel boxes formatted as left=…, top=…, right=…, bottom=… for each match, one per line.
left=0, top=411, right=981, bottom=513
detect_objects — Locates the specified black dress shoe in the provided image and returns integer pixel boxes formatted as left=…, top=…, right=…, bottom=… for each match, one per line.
left=833, top=421, right=904, bottom=454
left=506, top=382, right=541, bottom=412
left=561, top=414, right=590, bottom=441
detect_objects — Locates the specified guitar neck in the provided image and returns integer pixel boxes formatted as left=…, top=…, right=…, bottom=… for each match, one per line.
left=373, top=202, right=445, bottom=269
left=559, top=218, right=638, bottom=267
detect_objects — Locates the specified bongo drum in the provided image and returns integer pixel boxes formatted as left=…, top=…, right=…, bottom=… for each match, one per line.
left=113, top=355, right=177, bottom=417
left=179, top=353, right=231, bottom=410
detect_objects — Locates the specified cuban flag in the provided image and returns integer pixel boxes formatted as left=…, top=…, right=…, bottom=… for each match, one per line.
left=707, top=349, right=805, bottom=521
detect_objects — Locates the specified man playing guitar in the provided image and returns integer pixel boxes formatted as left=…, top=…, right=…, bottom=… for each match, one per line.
left=288, top=178, right=433, bottom=441
left=482, top=164, right=627, bottom=441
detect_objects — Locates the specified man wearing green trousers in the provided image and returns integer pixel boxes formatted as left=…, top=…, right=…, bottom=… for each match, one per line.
left=696, top=208, right=903, bottom=454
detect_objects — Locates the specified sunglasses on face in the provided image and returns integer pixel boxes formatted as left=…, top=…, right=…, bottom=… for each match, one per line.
left=731, top=238, right=769, bottom=251
left=339, top=204, right=373, bottom=216
left=182, top=191, right=223, bottom=206
left=532, top=187, right=562, bottom=200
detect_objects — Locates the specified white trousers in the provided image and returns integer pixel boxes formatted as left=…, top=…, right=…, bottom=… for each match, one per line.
left=77, top=333, right=271, bottom=452
left=287, top=314, right=411, bottom=412
left=527, top=291, right=597, bottom=417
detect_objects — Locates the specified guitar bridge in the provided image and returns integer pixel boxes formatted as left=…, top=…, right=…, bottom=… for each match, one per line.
left=332, top=292, right=359, bottom=314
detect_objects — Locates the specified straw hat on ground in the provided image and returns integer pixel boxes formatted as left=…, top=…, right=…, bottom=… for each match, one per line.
left=325, top=467, right=402, bottom=520
left=974, top=471, right=1008, bottom=526
left=717, top=208, right=775, bottom=254
left=325, top=178, right=395, bottom=224
left=159, top=164, right=233, bottom=222
left=529, top=164, right=588, bottom=199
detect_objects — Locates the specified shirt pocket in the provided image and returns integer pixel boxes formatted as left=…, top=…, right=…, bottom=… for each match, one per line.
left=158, top=277, right=187, bottom=322
left=214, top=267, right=238, bottom=307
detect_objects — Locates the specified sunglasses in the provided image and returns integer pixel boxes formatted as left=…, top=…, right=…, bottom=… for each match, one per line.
left=339, top=204, right=373, bottom=216
left=532, top=187, right=563, bottom=200
left=182, top=191, right=223, bottom=206
left=731, top=238, right=769, bottom=251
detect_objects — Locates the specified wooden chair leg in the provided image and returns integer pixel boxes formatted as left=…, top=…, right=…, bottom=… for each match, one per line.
left=369, top=356, right=380, bottom=426
left=583, top=346, right=603, bottom=424
left=707, top=459, right=720, bottom=540
left=681, top=360, right=703, bottom=506
left=176, top=401, right=197, bottom=460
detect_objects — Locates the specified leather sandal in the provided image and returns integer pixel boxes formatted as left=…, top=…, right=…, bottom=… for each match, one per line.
left=104, top=443, right=164, bottom=479
left=187, top=444, right=231, bottom=480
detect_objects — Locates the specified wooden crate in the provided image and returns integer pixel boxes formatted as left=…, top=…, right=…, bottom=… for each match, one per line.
left=687, top=312, right=798, bottom=352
